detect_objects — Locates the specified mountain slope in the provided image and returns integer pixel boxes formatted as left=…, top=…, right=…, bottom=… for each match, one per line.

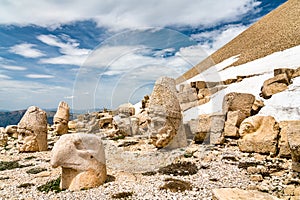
left=177, top=0, right=300, bottom=83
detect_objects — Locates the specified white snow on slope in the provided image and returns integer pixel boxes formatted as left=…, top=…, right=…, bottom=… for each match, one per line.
left=182, top=45, right=300, bottom=122
left=186, top=45, right=300, bottom=83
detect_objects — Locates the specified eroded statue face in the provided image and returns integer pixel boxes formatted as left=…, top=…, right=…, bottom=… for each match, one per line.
left=17, top=126, right=39, bottom=152
left=53, top=118, right=68, bottom=135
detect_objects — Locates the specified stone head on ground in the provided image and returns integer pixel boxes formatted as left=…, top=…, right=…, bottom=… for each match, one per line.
left=148, top=76, right=186, bottom=149
left=53, top=101, right=70, bottom=135
left=50, top=133, right=107, bottom=191
left=17, top=106, right=48, bottom=152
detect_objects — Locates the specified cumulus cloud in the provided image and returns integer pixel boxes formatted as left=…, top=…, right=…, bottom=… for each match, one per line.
left=192, top=24, right=248, bottom=54
left=1, top=65, right=27, bottom=71
left=37, top=34, right=91, bottom=65
left=26, top=74, right=55, bottom=79
left=9, top=43, right=45, bottom=58
left=0, top=0, right=261, bottom=30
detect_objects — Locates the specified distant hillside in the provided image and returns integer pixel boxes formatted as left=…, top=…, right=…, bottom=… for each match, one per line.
left=177, top=0, right=300, bottom=83
left=0, top=110, right=56, bottom=127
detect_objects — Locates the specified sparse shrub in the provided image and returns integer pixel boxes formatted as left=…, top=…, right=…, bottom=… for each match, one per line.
left=160, top=178, right=192, bottom=192
left=111, top=191, right=133, bottom=199
left=37, top=177, right=61, bottom=193
left=158, top=162, right=198, bottom=176
left=26, top=167, right=47, bottom=174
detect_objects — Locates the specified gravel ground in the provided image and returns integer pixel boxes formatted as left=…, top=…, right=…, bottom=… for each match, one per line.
left=0, top=134, right=296, bottom=200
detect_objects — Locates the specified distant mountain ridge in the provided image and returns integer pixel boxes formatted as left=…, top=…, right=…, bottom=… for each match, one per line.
left=0, top=110, right=56, bottom=127
left=177, top=0, right=300, bottom=83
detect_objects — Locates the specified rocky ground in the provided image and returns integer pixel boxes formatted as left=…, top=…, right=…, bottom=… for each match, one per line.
left=1, top=133, right=299, bottom=200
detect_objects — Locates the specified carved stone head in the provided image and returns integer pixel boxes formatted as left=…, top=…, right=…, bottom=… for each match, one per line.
left=50, top=133, right=107, bottom=191
left=53, top=101, right=70, bottom=135
left=17, top=106, right=48, bottom=152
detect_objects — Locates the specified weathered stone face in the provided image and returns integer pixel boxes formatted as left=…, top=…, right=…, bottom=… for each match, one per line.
left=148, top=77, right=186, bottom=148
left=50, top=133, right=107, bottom=191
left=238, top=116, right=279, bottom=154
left=17, top=106, right=48, bottom=152
left=53, top=101, right=70, bottom=135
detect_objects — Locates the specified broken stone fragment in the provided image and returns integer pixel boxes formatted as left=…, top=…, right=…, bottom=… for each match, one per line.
left=222, top=92, right=255, bottom=117
left=50, top=133, right=107, bottom=191
left=260, top=73, right=290, bottom=99
left=212, top=188, right=280, bottom=200
left=238, top=115, right=279, bottom=154
left=286, top=121, right=300, bottom=172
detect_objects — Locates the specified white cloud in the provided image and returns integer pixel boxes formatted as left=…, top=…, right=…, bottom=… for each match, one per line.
left=26, top=74, right=55, bottom=79
left=1, top=65, right=27, bottom=71
left=0, top=74, right=11, bottom=79
left=0, top=0, right=261, bottom=30
left=37, top=34, right=91, bottom=65
left=192, top=24, right=248, bottom=54
left=9, top=43, right=45, bottom=58
left=0, top=78, right=71, bottom=110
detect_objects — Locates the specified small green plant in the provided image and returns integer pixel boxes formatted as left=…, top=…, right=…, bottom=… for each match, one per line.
left=37, top=177, right=61, bottom=193
left=0, top=160, right=32, bottom=171
left=17, top=183, right=35, bottom=188
left=160, top=178, right=192, bottom=192
left=24, top=156, right=37, bottom=160
left=26, top=167, right=47, bottom=174
left=111, top=191, right=133, bottom=199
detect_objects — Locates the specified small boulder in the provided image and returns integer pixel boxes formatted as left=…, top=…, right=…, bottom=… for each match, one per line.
left=260, top=73, right=290, bottom=99
left=224, top=111, right=247, bottom=137
left=212, top=188, right=280, bottom=200
left=50, top=133, right=106, bottom=191
left=278, top=121, right=292, bottom=158
left=0, top=127, right=8, bottom=147
left=238, top=116, right=279, bottom=154
left=117, top=103, right=135, bottom=117
left=5, top=125, right=18, bottom=138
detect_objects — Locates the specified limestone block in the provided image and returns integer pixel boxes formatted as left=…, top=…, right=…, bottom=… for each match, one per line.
left=238, top=116, right=279, bottom=154
left=212, top=188, right=280, bottom=200
left=287, top=121, right=300, bottom=172
left=222, top=92, right=255, bottom=117
left=260, top=73, right=289, bottom=99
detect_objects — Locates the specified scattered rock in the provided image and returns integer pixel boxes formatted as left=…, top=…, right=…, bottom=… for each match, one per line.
left=287, top=121, right=300, bottom=172
left=212, top=188, right=280, bottom=200
left=260, top=73, right=290, bottom=99
left=224, top=111, right=247, bottom=138
left=278, top=121, right=293, bottom=158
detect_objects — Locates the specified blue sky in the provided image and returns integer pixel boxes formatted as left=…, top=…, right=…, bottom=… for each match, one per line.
left=0, top=0, right=286, bottom=111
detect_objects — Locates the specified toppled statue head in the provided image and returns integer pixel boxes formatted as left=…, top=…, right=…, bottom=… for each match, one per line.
left=53, top=101, right=70, bottom=135
left=17, top=106, right=48, bottom=152
left=50, top=133, right=107, bottom=191
left=148, top=77, right=186, bottom=149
